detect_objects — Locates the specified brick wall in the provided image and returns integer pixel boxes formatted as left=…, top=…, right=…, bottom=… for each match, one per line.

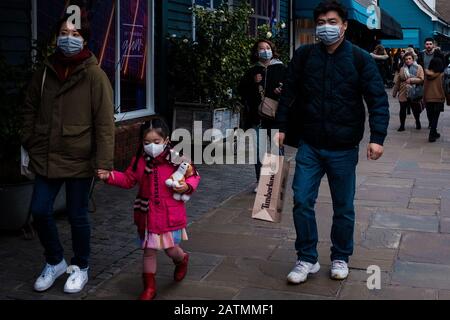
left=437, top=0, right=450, bottom=22
left=114, top=116, right=158, bottom=170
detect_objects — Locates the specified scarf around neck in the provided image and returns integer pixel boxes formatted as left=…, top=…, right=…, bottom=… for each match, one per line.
left=404, top=63, right=419, bottom=79
left=51, top=48, right=93, bottom=82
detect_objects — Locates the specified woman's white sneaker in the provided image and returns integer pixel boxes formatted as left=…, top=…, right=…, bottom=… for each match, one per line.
left=287, top=260, right=320, bottom=284
left=64, top=265, right=89, bottom=294
left=34, top=259, right=68, bottom=292
left=330, top=260, right=349, bottom=280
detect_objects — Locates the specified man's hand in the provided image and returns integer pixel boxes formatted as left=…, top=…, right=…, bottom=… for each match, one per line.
left=274, top=132, right=285, bottom=148
left=367, top=143, right=384, bottom=160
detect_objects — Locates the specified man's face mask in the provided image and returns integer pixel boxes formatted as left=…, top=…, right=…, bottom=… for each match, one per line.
left=316, top=24, right=343, bottom=46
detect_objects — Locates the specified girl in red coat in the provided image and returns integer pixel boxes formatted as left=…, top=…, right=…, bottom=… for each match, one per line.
left=97, top=118, right=200, bottom=300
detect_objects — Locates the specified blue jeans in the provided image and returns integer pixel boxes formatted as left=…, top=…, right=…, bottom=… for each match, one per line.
left=31, top=175, right=93, bottom=269
left=292, top=141, right=359, bottom=264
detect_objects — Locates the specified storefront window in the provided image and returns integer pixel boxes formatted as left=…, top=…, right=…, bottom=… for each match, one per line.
left=34, top=0, right=154, bottom=121
left=295, top=18, right=317, bottom=48
left=249, top=0, right=279, bottom=36
left=119, top=0, right=148, bottom=113
left=195, top=0, right=214, bottom=8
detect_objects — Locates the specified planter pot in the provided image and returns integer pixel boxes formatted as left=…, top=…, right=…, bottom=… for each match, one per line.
left=0, top=181, right=66, bottom=231
left=172, top=102, right=240, bottom=142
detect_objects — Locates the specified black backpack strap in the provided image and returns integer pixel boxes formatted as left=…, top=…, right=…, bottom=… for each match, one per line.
left=299, top=44, right=315, bottom=73
left=351, top=45, right=365, bottom=75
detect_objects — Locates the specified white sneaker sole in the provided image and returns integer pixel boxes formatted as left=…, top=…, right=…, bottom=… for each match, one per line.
left=34, top=266, right=67, bottom=292
left=64, top=277, right=88, bottom=294
left=330, top=272, right=349, bottom=280
left=287, top=263, right=320, bottom=284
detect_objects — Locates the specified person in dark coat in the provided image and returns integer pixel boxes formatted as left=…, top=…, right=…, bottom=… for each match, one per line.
left=417, top=38, right=446, bottom=128
left=274, top=0, right=389, bottom=284
left=238, top=40, right=286, bottom=190
left=21, top=15, right=115, bottom=294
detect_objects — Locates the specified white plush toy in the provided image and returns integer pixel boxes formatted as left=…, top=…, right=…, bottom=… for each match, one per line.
left=165, top=162, right=193, bottom=202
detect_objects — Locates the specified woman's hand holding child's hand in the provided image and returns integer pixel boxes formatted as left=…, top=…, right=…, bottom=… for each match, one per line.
left=173, top=181, right=189, bottom=194
left=97, top=169, right=112, bottom=181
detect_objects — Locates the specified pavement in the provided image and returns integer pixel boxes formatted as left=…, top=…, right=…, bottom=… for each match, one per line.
left=3, top=90, right=450, bottom=300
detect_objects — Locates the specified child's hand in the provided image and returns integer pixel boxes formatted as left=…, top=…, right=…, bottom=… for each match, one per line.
left=173, top=181, right=189, bottom=194
left=97, top=169, right=111, bottom=181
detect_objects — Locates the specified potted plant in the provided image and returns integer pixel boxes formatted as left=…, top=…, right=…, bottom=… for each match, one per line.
left=0, top=48, right=65, bottom=232
left=168, top=2, right=255, bottom=140
left=167, top=2, right=290, bottom=143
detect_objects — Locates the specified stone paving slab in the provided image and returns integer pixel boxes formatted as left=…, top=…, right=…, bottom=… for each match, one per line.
left=338, top=282, right=437, bottom=300
left=360, top=227, right=402, bottom=249
left=398, top=232, right=450, bottom=265
left=371, top=213, right=439, bottom=233
left=440, top=218, right=450, bottom=234
left=233, top=287, right=334, bottom=300
left=182, top=232, right=281, bottom=260
left=202, top=257, right=342, bottom=298
left=391, top=261, right=450, bottom=290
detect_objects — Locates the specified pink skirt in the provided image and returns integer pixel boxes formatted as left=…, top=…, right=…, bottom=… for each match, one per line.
left=139, top=228, right=188, bottom=250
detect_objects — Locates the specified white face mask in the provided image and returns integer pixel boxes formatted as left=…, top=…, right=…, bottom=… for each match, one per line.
left=144, top=143, right=166, bottom=158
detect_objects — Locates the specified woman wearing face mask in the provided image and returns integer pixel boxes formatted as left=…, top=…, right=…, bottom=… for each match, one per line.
left=238, top=40, right=286, bottom=191
left=393, top=51, right=425, bottom=131
left=20, top=15, right=115, bottom=294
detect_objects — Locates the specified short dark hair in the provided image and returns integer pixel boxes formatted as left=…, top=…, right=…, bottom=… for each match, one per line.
left=250, top=40, right=280, bottom=63
left=314, top=0, right=348, bottom=23
left=54, top=13, right=91, bottom=43
left=403, top=52, right=415, bottom=61
left=425, top=37, right=434, bottom=44
left=429, top=56, right=444, bottom=73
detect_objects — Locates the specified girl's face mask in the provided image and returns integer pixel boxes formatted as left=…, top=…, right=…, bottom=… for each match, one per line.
left=144, top=143, right=166, bottom=158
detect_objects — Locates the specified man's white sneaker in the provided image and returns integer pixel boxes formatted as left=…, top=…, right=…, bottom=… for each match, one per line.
left=330, top=260, right=349, bottom=280
left=34, top=259, right=68, bottom=292
left=64, top=265, right=89, bottom=294
left=287, top=260, right=320, bottom=284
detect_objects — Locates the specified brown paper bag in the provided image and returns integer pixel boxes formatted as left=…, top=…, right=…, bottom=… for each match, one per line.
left=252, top=153, right=290, bottom=223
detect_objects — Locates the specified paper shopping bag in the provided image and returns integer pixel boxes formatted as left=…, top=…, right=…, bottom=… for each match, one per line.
left=20, top=146, right=35, bottom=180
left=252, top=153, right=290, bottom=223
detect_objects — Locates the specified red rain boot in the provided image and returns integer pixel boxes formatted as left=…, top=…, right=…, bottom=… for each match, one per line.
left=174, top=253, right=189, bottom=282
left=139, top=273, right=156, bottom=300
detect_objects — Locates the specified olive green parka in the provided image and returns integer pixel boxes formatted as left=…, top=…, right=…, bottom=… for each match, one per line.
left=20, top=53, right=115, bottom=178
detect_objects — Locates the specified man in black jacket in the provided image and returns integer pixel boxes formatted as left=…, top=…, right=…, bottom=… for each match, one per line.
left=274, top=0, right=389, bottom=284
left=418, top=38, right=446, bottom=72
